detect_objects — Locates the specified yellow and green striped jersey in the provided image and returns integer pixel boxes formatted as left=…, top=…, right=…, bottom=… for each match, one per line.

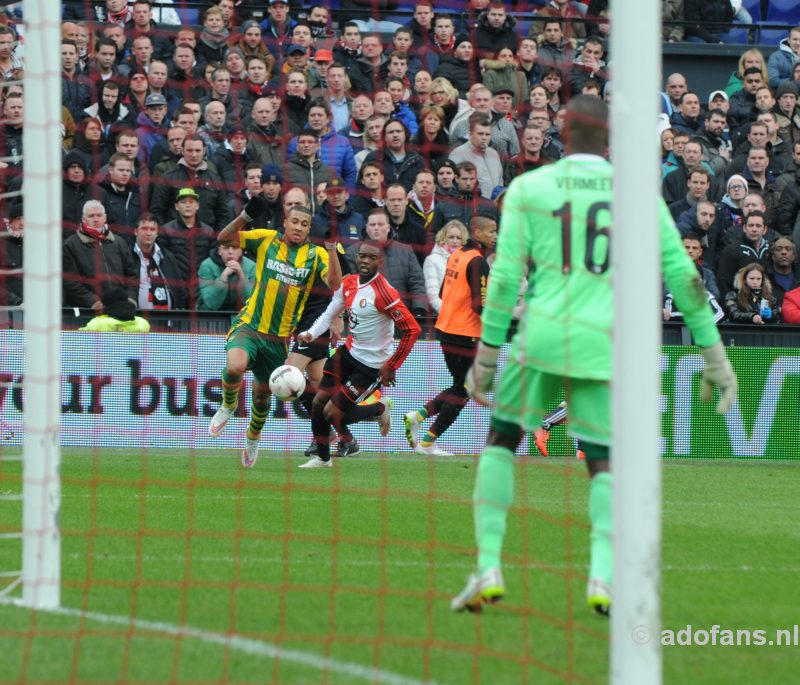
left=233, top=229, right=329, bottom=338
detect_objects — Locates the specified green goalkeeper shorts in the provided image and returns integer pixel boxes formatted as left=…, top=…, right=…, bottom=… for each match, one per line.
left=491, top=362, right=611, bottom=446
left=225, top=324, right=288, bottom=385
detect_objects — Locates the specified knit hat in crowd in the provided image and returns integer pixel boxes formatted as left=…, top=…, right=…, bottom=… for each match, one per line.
left=727, top=174, right=748, bottom=192
left=101, top=287, right=136, bottom=321
left=63, top=149, right=88, bottom=174
left=8, top=198, right=22, bottom=219
left=776, top=81, right=799, bottom=99
left=454, top=33, right=471, bottom=49
left=261, top=164, right=283, bottom=185
left=224, top=46, right=245, bottom=62
left=240, top=19, right=259, bottom=34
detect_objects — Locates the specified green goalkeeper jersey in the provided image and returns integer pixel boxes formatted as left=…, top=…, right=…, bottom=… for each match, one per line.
left=482, top=154, right=721, bottom=380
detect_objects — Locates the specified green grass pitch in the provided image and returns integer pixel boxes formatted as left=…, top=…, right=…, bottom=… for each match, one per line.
left=1, top=447, right=798, bottom=684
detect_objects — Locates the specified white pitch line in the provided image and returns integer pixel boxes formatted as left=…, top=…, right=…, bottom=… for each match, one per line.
left=53, top=490, right=800, bottom=512
left=61, top=552, right=800, bottom=574
left=0, top=601, right=445, bottom=685
left=54, top=492, right=559, bottom=506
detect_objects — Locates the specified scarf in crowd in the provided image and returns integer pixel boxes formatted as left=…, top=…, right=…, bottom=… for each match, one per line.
left=349, top=118, right=365, bottom=135
left=79, top=221, right=109, bottom=242
left=200, top=26, right=231, bottom=49
left=433, top=35, right=454, bottom=52
left=308, top=21, right=328, bottom=40
left=335, top=40, right=361, bottom=59
left=145, top=255, right=170, bottom=308
left=247, top=81, right=273, bottom=98
left=133, top=242, right=170, bottom=309
left=108, top=7, right=132, bottom=25
left=407, top=189, right=434, bottom=229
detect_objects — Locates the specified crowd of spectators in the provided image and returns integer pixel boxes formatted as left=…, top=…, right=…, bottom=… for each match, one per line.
left=2, top=0, right=800, bottom=327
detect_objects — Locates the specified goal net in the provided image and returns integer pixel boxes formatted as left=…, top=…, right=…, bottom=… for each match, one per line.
left=0, top=0, right=659, bottom=683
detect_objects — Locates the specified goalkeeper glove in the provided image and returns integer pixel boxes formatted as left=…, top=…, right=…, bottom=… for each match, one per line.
left=465, top=342, right=500, bottom=407
left=241, top=194, right=267, bottom=222
left=700, top=341, right=737, bottom=414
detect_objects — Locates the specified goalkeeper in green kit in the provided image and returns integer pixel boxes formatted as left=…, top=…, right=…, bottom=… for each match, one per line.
left=450, top=96, right=738, bottom=616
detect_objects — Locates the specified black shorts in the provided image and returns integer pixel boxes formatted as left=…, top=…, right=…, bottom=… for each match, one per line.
left=291, top=333, right=331, bottom=362
left=320, top=345, right=381, bottom=410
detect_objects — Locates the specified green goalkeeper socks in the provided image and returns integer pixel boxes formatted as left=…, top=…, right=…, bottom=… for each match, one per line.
left=588, top=472, right=612, bottom=585
left=473, top=445, right=515, bottom=574
left=221, top=370, right=241, bottom=409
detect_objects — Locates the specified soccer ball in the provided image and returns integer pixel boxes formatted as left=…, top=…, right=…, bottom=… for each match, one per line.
left=269, top=365, right=306, bottom=401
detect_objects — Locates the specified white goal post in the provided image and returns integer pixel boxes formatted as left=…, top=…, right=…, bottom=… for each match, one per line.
left=611, top=0, right=663, bottom=683
left=21, top=0, right=62, bottom=610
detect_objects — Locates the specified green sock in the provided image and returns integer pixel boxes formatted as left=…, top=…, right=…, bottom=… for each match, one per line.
left=221, top=369, right=241, bottom=409
left=421, top=430, right=438, bottom=446
left=473, top=445, right=515, bottom=574
left=246, top=403, right=269, bottom=441
left=416, top=408, right=429, bottom=421
left=588, top=472, right=612, bottom=585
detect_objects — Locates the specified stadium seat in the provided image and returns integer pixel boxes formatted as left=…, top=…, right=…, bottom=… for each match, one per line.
left=176, top=7, right=199, bottom=25
left=722, top=26, right=750, bottom=44
left=766, top=0, right=800, bottom=23
left=515, top=16, right=533, bottom=38
left=761, top=0, right=800, bottom=44
left=760, top=28, right=789, bottom=45
left=744, top=0, right=762, bottom=22
left=722, top=0, right=763, bottom=44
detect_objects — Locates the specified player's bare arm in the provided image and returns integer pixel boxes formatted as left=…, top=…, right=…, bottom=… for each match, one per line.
left=321, top=237, right=343, bottom=291
left=323, top=245, right=342, bottom=291
left=217, top=214, right=248, bottom=246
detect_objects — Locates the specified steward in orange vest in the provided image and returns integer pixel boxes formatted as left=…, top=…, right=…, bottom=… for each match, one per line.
left=404, top=208, right=498, bottom=456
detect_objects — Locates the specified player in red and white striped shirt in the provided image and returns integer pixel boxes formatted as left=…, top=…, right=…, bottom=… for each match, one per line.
left=296, top=240, right=422, bottom=468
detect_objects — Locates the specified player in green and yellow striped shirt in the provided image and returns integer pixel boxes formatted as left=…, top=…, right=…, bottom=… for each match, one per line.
left=208, top=196, right=343, bottom=468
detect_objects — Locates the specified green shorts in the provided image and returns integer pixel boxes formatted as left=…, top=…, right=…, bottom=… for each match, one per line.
left=491, top=362, right=610, bottom=446
left=225, top=324, right=288, bottom=384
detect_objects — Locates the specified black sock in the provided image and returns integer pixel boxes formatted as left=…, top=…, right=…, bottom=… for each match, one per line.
left=429, top=387, right=468, bottom=439
left=338, top=425, right=355, bottom=443
left=310, top=412, right=332, bottom=461
left=299, top=386, right=317, bottom=416
left=424, top=391, right=448, bottom=419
